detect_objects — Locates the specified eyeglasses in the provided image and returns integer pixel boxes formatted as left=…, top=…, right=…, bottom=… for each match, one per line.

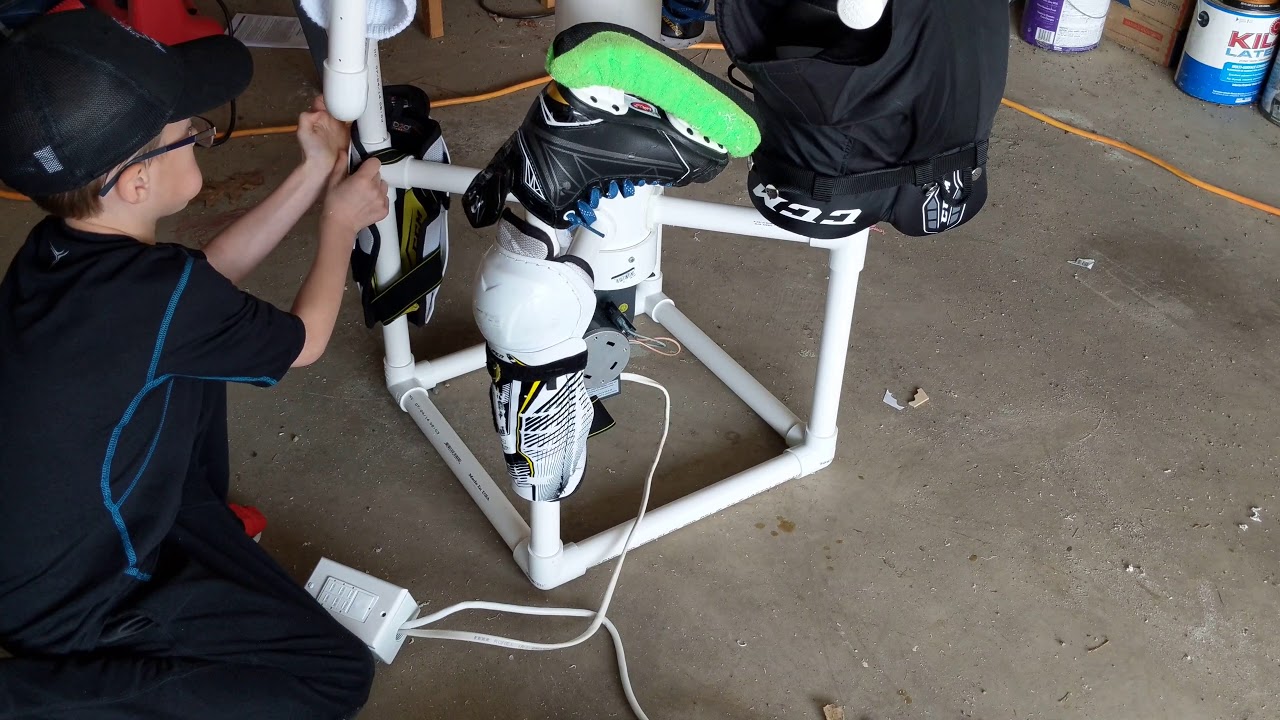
left=98, top=116, right=216, bottom=197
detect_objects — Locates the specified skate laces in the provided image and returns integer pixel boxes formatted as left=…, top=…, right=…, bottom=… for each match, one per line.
left=565, top=179, right=668, bottom=236
left=663, top=0, right=714, bottom=23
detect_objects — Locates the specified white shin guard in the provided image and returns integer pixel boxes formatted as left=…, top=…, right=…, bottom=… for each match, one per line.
left=474, top=211, right=598, bottom=501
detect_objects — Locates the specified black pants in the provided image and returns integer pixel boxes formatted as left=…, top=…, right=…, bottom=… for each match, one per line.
left=0, top=490, right=375, bottom=719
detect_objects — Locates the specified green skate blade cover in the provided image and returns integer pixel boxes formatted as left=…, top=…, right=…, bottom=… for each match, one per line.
left=546, top=22, right=760, bottom=158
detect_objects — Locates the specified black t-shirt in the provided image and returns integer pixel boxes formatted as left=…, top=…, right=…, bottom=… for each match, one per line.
left=0, top=218, right=305, bottom=652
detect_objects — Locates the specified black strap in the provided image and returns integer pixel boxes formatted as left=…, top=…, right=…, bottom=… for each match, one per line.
left=757, top=140, right=989, bottom=202
left=487, top=346, right=589, bottom=385
left=367, top=247, right=444, bottom=325
left=727, top=64, right=755, bottom=94
left=354, top=145, right=411, bottom=166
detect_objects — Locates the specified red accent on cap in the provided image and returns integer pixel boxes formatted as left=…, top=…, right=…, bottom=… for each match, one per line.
left=47, top=1, right=87, bottom=14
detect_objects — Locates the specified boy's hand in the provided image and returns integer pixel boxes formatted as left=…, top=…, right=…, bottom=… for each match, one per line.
left=324, top=157, right=389, bottom=234
left=298, top=96, right=351, bottom=171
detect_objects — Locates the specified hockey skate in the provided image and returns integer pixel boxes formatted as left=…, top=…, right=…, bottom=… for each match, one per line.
left=464, top=22, right=758, bottom=233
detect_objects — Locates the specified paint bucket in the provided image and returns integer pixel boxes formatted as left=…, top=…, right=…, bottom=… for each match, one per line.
left=1259, top=48, right=1280, bottom=123
left=1175, top=0, right=1280, bottom=105
left=1021, top=0, right=1111, bottom=52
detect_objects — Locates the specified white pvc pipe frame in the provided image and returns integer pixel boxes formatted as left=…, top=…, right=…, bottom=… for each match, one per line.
left=325, top=0, right=870, bottom=590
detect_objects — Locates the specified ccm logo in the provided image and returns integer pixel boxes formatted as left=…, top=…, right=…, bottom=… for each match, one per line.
left=752, top=184, right=862, bottom=226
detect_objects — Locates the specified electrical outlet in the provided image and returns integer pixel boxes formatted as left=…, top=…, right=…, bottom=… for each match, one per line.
left=305, top=558, right=419, bottom=664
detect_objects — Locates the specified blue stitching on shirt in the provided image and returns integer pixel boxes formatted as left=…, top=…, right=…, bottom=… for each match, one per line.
left=115, top=379, right=175, bottom=508
left=100, top=373, right=173, bottom=581
left=101, top=255, right=280, bottom=581
left=148, top=260, right=192, bottom=382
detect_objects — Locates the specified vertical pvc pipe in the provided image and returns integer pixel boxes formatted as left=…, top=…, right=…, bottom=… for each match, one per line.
left=566, top=225, right=606, bottom=270
left=349, top=43, right=412, bottom=373
left=356, top=43, right=389, bottom=150
left=806, top=231, right=868, bottom=438
left=537, top=0, right=658, bottom=571
left=555, top=0, right=661, bottom=38
left=528, top=502, right=563, bottom=558
left=323, top=0, right=369, bottom=121
left=522, top=209, right=571, bottom=566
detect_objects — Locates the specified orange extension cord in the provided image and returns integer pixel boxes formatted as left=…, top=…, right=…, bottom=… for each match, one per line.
left=3, top=42, right=1279, bottom=218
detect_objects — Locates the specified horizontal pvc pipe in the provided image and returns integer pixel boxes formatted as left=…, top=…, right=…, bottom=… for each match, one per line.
left=654, top=196, right=811, bottom=244
left=384, top=159, right=491, bottom=196
left=648, top=296, right=802, bottom=439
left=415, top=344, right=487, bottom=387
left=384, top=161, right=816, bottom=249
left=571, top=453, right=803, bottom=565
left=400, top=388, right=527, bottom=550
left=808, top=237, right=866, bottom=438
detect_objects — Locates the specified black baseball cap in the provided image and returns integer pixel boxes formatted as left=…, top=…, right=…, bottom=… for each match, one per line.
left=0, top=3, right=253, bottom=197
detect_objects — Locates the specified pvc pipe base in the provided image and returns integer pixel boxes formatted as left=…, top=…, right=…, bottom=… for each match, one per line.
left=516, top=540, right=587, bottom=590
left=351, top=1, right=870, bottom=591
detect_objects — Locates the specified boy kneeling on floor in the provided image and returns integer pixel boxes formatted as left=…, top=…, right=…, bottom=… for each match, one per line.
left=0, top=4, right=388, bottom=718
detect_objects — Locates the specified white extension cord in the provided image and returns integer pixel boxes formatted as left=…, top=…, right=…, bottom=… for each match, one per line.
left=399, top=372, right=670, bottom=720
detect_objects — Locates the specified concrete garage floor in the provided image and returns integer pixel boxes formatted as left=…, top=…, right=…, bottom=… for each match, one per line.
left=4, top=2, right=1279, bottom=718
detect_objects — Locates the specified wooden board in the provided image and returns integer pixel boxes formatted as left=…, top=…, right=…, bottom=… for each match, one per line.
left=421, top=0, right=444, bottom=38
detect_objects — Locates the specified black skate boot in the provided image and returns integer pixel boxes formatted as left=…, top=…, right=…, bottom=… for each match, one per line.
left=462, top=82, right=732, bottom=233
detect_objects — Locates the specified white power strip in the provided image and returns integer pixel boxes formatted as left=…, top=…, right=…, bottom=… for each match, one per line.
left=304, top=557, right=420, bottom=663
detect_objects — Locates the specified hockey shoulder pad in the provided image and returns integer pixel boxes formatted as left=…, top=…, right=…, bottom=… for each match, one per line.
left=717, top=0, right=1008, bottom=238
left=350, top=84, right=451, bottom=328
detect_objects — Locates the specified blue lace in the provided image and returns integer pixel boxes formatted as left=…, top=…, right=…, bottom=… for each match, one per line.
left=565, top=179, right=670, bottom=236
left=662, top=0, right=714, bottom=23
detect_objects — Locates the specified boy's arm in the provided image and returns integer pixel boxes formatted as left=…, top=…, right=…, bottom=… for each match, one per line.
left=202, top=163, right=328, bottom=284
left=151, top=157, right=387, bottom=384
left=292, top=157, right=389, bottom=367
left=203, top=98, right=350, bottom=285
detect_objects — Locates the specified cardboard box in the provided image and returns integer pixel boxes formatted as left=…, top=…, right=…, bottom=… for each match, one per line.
left=1105, top=3, right=1186, bottom=66
left=1112, top=0, right=1195, bottom=30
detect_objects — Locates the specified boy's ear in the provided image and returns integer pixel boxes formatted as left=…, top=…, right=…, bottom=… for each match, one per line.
left=111, top=163, right=150, bottom=206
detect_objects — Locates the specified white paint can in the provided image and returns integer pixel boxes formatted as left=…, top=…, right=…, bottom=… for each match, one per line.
left=1021, top=0, right=1112, bottom=52
left=1176, top=0, right=1280, bottom=105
